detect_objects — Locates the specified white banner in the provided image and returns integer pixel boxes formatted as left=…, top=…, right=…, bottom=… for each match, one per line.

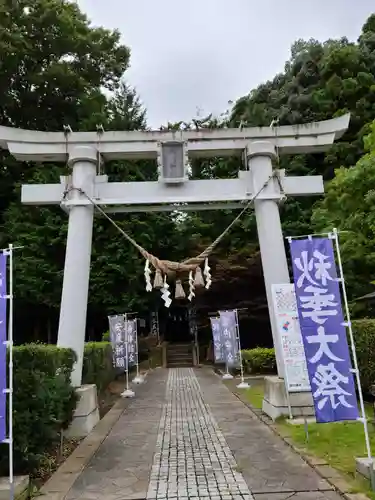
left=271, top=284, right=310, bottom=393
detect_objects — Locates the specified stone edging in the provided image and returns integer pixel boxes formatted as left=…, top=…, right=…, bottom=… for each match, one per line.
left=38, top=371, right=149, bottom=500
left=222, top=375, right=370, bottom=500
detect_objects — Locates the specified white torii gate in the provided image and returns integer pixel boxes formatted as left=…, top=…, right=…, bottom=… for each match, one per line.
left=0, top=114, right=350, bottom=387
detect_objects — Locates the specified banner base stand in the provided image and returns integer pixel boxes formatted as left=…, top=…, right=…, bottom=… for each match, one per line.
left=222, top=373, right=233, bottom=380
left=355, top=457, right=375, bottom=480
left=121, top=389, right=135, bottom=398
left=132, top=375, right=144, bottom=384
left=262, top=376, right=314, bottom=421
left=237, top=381, right=249, bottom=389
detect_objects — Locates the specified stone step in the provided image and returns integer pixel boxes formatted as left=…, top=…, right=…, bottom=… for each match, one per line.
left=167, top=362, right=193, bottom=367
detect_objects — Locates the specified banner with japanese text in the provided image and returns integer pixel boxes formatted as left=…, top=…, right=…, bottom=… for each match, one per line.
left=0, top=253, right=6, bottom=441
left=290, top=237, right=359, bottom=423
left=210, top=317, right=225, bottom=363
left=150, top=311, right=159, bottom=340
left=125, top=319, right=137, bottom=367
left=108, top=314, right=126, bottom=370
left=271, top=284, right=310, bottom=393
left=219, top=310, right=239, bottom=367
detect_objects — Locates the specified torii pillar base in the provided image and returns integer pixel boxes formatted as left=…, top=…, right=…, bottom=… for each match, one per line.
left=262, top=376, right=314, bottom=421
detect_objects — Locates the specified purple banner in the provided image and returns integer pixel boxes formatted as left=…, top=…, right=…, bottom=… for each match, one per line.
left=210, top=317, right=224, bottom=363
left=0, top=253, right=7, bottom=441
left=125, top=319, right=137, bottom=367
left=290, top=237, right=359, bottom=423
left=219, top=310, right=239, bottom=367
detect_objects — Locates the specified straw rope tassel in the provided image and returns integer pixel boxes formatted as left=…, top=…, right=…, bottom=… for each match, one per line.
left=153, top=268, right=163, bottom=289
left=194, top=266, right=205, bottom=287
left=175, top=279, right=186, bottom=299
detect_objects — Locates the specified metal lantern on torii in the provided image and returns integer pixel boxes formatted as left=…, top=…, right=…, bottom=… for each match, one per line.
left=0, top=114, right=350, bottom=386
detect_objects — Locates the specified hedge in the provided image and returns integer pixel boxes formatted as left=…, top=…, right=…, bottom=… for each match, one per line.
left=241, top=347, right=276, bottom=374
left=82, top=342, right=116, bottom=392
left=352, top=319, right=375, bottom=394
left=240, top=321, right=375, bottom=394
left=0, top=341, right=117, bottom=476
left=0, top=343, right=78, bottom=475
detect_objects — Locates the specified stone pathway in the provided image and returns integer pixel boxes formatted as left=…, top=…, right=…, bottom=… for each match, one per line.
left=147, top=369, right=252, bottom=500
left=65, top=368, right=343, bottom=500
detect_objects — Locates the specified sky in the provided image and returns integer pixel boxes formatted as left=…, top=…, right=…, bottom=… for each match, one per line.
left=76, top=0, right=375, bottom=128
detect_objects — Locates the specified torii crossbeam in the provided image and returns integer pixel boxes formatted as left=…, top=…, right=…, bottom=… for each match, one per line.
left=0, top=114, right=350, bottom=386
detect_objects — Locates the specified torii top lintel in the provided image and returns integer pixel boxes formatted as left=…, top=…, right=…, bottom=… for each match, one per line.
left=0, top=114, right=350, bottom=162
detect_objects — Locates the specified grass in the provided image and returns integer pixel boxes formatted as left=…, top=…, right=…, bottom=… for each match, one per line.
left=280, top=407, right=375, bottom=499
left=243, top=383, right=265, bottom=409
left=239, top=380, right=375, bottom=499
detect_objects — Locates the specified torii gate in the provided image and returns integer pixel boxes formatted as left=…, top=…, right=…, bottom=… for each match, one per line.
left=0, top=114, right=349, bottom=387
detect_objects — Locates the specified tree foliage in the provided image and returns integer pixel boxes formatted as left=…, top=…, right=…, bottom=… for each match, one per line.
left=312, top=121, right=375, bottom=311
left=2, top=3, right=375, bottom=342
left=0, top=0, right=187, bottom=342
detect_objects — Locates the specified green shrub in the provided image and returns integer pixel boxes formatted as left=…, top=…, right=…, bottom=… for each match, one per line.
left=0, top=344, right=77, bottom=475
left=82, top=342, right=116, bottom=392
left=242, top=347, right=276, bottom=374
left=352, top=319, right=375, bottom=394
left=13, top=342, right=76, bottom=380
left=102, top=330, right=110, bottom=342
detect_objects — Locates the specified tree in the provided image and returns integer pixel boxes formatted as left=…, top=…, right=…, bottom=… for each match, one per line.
left=0, top=0, right=188, bottom=341
left=312, top=120, right=375, bottom=311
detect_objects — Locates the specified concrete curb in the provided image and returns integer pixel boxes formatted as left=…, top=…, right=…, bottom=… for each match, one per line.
left=38, top=371, right=150, bottom=500
left=222, top=375, right=370, bottom=500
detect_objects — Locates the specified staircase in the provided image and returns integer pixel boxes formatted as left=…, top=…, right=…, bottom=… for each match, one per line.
left=166, top=343, right=194, bottom=368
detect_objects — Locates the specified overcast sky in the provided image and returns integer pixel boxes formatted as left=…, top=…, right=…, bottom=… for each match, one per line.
left=77, top=0, right=374, bottom=128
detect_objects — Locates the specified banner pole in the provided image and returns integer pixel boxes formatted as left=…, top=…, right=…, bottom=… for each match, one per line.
left=133, top=320, right=144, bottom=384
left=234, top=309, right=249, bottom=389
left=8, top=245, right=14, bottom=500
left=219, top=311, right=233, bottom=380
left=333, top=228, right=374, bottom=488
left=121, top=314, right=135, bottom=398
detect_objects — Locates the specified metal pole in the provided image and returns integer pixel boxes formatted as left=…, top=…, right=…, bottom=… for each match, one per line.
left=121, top=313, right=135, bottom=397
left=234, top=309, right=249, bottom=389
left=133, top=319, right=144, bottom=384
left=8, top=244, right=14, bottom=500
left=220, top=310, right=233, bottom=380
left=333, top=228, right=374, bottom=489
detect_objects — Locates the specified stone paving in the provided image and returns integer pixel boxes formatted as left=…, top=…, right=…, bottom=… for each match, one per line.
left=147, top=368, right=253, bottom=500
left=65, top=367, right=344, bottom=500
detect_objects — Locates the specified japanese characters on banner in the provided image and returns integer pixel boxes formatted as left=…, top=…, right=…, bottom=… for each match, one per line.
left=271, top=284, right=310, bottom=393
left=210, top=317, right=224, bottom=362
left=125, top=319, right=137, bottom=367
left=108, top=315, right=139, bottom=370
left=218, top=310, right=239, bottom=367
left=150, top=311, right=159, bottom=340
left=188, top=306, right=198, bottom=341
left=0, top=253, right=6, bottom=441
left=289, top=237, right=359, bottom=423
left=108, top=315, right=126, bottom=369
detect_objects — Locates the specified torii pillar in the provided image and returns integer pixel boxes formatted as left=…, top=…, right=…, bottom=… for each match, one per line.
left=0, top=114, right=350, bottom=401
left=247, top=141, right=289, bottom=377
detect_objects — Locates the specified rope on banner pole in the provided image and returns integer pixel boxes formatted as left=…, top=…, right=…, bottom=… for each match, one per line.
left=332, top=228, right=375, bottom=490
left=285, top=230, right=351, bottom=241
left=234, top=309, right=249, bottom=389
